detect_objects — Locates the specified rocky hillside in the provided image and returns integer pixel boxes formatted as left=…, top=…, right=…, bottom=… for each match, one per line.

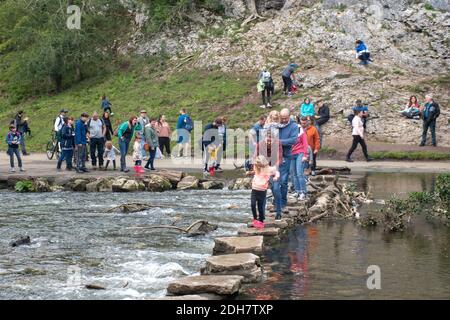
left=122, top=0, right=449, bottom=146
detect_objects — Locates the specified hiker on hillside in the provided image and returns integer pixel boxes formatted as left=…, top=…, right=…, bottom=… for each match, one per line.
left=304, top=116, right=321, bottom=176
left=117, top=116, right=139, bottom=172
left=420, top=94, right=440, bottom=147
left=258, top=69, right=274, bottom=108
left=400, top=96, right=421, bottom=119
left=278, top=108, right=299, bottom=218
left=202, top=117, right=223, bottom=175
left=101, top=94, right=113, bottom=115
left=316, top=101, right=330, bottom=146
left=281, top=63, right=298, bottom=96
left=355, top=39, right=372, bottom=66
left=13, top=111, right=29, bottom=156
left=144, top=118, right=159, bottom=171
left=346, top=109, right=374, bottom=162
left=5, top=124, right=25, bottom=173
left=102, top=111, right=114, bottom=141
left=87, top=112, right=106, bottom=170
left=75, top=113, right=90, bottom=173
left=176, top=109, right=193, bottom=158
left=300, top=98, right=315, bottom=117
left=157, top=115, right=172, bottom=158
left=57, top=117, right=75, bottom=171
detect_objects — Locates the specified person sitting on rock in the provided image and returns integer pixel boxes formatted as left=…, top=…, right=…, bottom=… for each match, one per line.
left=300, top=97, right=315, bottom=117
left=355, top=39, right=372, bottom=66
left=400, top=95, right=421, bottom=119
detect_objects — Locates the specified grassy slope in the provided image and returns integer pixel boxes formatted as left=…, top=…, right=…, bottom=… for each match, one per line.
left=0, top=64, right=266, bottom=152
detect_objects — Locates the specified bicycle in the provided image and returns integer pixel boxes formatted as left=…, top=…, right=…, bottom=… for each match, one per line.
left=46, top=131, right=61, bottom=160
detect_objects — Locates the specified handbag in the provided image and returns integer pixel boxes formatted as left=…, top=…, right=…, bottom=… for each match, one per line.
left=155, top=147, right=163, bottom=159
left=144, top=143, right=150, bottom=152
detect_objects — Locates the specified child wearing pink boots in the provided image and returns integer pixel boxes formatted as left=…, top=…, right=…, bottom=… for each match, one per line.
left=251, top=155, right=279, bottom=229
left=132, top=134, right=145, bottom=173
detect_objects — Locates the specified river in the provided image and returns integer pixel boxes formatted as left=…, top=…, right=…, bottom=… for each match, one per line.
left=0, top=172, right=449, bottom=299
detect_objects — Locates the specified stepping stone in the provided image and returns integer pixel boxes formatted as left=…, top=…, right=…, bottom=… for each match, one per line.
left=238, top=227, right=280, bottom=237
left=246, top=219, right=289, bottom=229
left=167, top=275, right=243, bottom=296
left=213, top=236, right=264, bottom=256
left=201, top=253, right=262, bottom=283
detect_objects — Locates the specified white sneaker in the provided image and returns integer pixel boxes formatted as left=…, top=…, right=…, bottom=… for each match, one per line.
left=299, top=193, right=306, bottom=201
left=110, top=112, right=114, bottom=116
left=9, top=168, right=15, bottom=173
left=311, top=170, right=316, bottom=176
left=267, top=103, right=272, bottom=108
left=259, top=105, right=266, bottom=109
left=20, top=168, right=26, bottom=172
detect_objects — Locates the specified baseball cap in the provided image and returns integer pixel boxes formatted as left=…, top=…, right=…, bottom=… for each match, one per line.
left=60, top=108, right=69, bottom=113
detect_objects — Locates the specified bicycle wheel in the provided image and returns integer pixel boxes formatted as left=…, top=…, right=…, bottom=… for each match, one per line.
left=46, top=140, right=56, bottom=160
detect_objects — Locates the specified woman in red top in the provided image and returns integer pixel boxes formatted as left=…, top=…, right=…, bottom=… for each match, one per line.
left=290, top=116, right=309, bottom=200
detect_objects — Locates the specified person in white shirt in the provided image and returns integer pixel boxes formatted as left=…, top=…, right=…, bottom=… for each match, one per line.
left=346, top=110, right=373, bottom=162
left=54, top=109, right=68, bottom=132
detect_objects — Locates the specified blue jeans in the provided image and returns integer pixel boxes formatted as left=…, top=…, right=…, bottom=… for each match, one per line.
left=7, top=147, right=22, bottom=168
left=58, top=149, right=73, bottom=168
left=76, top=145, right=87, bottom=170
left=291, top=153, right=307, bottom=194
left=421, top=120, right=436, bottom=145
left=279, top=157, right=292, bottom=208
left=315, top=125, right=323, bottom=147
left=119, top=138, right=131, bottom=170
left=270, top=177, right=282, bottom=217
left=145, top=148, right=156, bottom=169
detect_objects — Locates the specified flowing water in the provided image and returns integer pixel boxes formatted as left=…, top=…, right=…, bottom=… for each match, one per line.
left=0, top=173, right=449, bottom=299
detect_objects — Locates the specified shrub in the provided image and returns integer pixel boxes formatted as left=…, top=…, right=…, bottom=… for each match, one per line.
left=15, top=180, right=35, bottom=192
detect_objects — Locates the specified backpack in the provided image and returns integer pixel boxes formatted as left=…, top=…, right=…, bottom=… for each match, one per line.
left=184, top=116, right=194, bottom=132
left=434, top=103, right=440, bottom=119
left=347, top=113, right=355, bottom=124
left=261, top=71, right=271, bottom=83
left=87, top=118, right=105, bottom=129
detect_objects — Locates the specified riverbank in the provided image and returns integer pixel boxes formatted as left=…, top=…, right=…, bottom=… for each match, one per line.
left=1, top=153, right=450, bottom=180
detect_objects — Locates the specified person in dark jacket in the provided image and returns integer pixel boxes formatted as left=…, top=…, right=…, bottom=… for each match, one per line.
left=57, top=117, right=75, bottom=171
left=420, top=94, right=440, bottom=147
left=5, top=125, right=25, bottom=173
left=202, top=118, right=223, bottom=174
left=355, top=39, right=372, bottom=65
left=102, top=111, right=114, bottom=141
left=75, top=113, right=89, bottom=173
left=315, top=101, right=330, bottom=146
left=13, top=110, right=29, bottom=155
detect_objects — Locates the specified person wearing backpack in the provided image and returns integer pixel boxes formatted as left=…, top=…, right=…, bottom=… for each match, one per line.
left=54, top=109, right=68, bottom=151
left=57, top=117, right=75, bottom=171
left=87, top=112, right=106, bottom=170
left=176, top=109, right=192, bottom=158
left=13, top=111, right=29, bottom=156
left=258, top=69, right=274, bottom=108
left=281, top=63, right=298, bottom=96
left=420, top=94, right=440, bottom=147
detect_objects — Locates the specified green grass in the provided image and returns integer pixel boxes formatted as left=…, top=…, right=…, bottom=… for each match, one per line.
left=371, top=151, right=450, bottom=161
left=0, top=64, right=257, bottom=151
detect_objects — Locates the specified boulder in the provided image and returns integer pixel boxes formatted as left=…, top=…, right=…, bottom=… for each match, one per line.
left=201, top=253, right=262, bottom=283
left=33, top=178, right=52, bottom=192
left=200, top=180, right=225, bottom=190
left=152, top=170, right=183, bottom=186
left=177, top=176, right=199, bottom=190
left=112, top=178, right=145, bottom=192
left=68, top=178, right=92, bottom=192
left=229, top=178, right=252, bottom=190
left=145, top=174, right=172, bottom=192
left=213, top=236, right=264, bottom=256
left=86, top=178, right=114, bottom=192
left=167, top=275, right=243, bottom=296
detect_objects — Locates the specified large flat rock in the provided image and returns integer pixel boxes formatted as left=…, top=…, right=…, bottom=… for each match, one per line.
left=202, top=253, right=262, bottom=283
left=238, top=227, right=280, bottom=237
left=213, top=236, right=264, bottom=256
left=167, top=275, right=243, bottom=296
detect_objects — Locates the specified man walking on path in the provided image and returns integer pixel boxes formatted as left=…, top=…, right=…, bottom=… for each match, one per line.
left=279, top=108, right=299, bottom=216
left=420, top=94, right=440, bottom=147
left=75, top=113, right=89, bottom=173
left=346, top=109, right=373, bottom=162
left=87, top=112, right=106, bottom=170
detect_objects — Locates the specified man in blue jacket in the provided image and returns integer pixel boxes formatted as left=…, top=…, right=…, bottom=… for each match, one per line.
left=75, top=113, right=89, bottom=173
left=420, top=94, right=440, bottom=147
left=278, top=108, right=299, bottom=219
left=176, top=109, right=192, bottom=158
